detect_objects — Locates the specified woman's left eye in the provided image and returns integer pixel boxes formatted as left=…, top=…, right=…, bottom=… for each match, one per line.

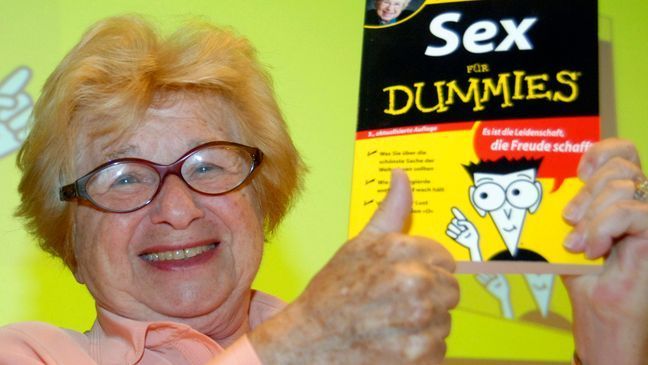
left=193, top=164, right=225, bottom=175
left=196, top=164, right=217, bottom=173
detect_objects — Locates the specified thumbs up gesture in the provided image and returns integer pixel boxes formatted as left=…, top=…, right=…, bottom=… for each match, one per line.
left=250, top=170, right=459, bottom=365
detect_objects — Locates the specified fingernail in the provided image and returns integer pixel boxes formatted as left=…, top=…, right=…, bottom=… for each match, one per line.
left=578, top=163, right=593, bottom=180
left=562, top=201, right=579, bottom=223
left=563, top=192, right=588, bottom=223
left=564, top=232, right=585, bottom=252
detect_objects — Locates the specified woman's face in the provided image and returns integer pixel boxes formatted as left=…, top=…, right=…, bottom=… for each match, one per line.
left=72, top=97, right=265, bottom=331
left=376, top=0, right=408, bottom=23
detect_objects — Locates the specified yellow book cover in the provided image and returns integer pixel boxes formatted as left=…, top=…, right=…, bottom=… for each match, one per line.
left=351, top=0, right=601, bottom=274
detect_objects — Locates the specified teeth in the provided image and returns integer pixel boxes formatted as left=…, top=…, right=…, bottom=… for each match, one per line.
left=141, top=243, right=217, bottom=262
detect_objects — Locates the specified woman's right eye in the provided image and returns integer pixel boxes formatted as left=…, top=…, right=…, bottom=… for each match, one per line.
left=111, top=175, right=140, bottom=187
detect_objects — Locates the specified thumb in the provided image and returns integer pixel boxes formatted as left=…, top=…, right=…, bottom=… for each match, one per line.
left=362, top=169, right=412, bottom=236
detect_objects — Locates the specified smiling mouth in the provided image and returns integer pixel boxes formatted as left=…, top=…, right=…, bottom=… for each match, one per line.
left=140, top=243, right=218, bottom=262
left=503, top=226, right=517, bottom=232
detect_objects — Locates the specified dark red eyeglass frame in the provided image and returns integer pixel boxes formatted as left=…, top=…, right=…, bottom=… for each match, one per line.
left=59, top=141, right=263, bottom=213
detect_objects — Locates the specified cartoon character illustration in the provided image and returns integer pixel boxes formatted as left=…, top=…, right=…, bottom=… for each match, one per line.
left=446, top=157, right=555, bottom=320
left=0, top=66, right=33, bottom=158
left=475, top=273, right=514, bottom=319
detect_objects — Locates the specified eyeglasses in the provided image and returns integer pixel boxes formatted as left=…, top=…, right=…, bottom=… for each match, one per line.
left=59, top=141, right=263, bottom=213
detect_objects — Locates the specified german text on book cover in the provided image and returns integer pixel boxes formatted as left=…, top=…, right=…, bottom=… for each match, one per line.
left=349, top=0, right=600, bottom=273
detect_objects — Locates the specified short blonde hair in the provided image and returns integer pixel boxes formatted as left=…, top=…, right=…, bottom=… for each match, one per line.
left=16, top=16, right=306, bottom=269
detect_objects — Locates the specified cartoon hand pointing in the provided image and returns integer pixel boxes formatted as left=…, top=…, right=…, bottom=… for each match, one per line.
left=476, top=273, right=514, bottom=319
left=446, top=207, right=482, bottom=262
left=0, top=66, right=33, bottom=158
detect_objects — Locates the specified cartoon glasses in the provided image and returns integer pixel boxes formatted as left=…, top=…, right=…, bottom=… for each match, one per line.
left=471, top=180, right=540, bottom=212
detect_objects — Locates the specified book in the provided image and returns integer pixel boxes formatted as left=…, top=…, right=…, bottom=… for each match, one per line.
left=350, top=0, right=600, bottom=273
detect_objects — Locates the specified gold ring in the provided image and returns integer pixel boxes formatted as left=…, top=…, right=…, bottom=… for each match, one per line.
left=634, top=176, right=648, bottom=202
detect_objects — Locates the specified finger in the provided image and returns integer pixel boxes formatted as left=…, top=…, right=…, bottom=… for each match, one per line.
left=362, top=168, right=412, bottom=236
left=361, top=263, right=458, bottom=327
left=0, top=67, right=31, bottom=95
left=8, top=105, right=31, bottom=132
left=449, top=220, right=464, bottom=230
left=365, top=328, right=448, bottom=365
left=564, top=158, right=642, bottom=223
left=583, top=200, right=648, bottom=259
left=439, top=268, right=460, bottom=309
left=454, top=220, right=472, bottom=231
left=476, top=273, right=494, bottom=284
left=0, top=95, right=16, bottom=108
left=445, top=229, right=458, bottom=240
left=446, top=224, right=462, bottom=236
left=404, top=313, right=454, bottom=358
left=564, top=225, right=587, bottom=253
left=563, top=188, right=592, bottom=224
left=451, top=207, right=467, bottom=220
left=586, top=157, right=642, bottom=196
left=382, top=235, right=457, bottom=273
left=583, top=179, right=634, bottom=222
left=578, top=138, right=641, bottom=180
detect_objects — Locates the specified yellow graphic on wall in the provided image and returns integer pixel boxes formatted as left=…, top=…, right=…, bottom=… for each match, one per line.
left=0, top=67, right=32, bottom=158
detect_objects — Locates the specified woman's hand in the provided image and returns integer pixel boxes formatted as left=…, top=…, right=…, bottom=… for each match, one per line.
left=249, top=170, right=459, bottom=365
left=562, top=138, right=648, bottom=365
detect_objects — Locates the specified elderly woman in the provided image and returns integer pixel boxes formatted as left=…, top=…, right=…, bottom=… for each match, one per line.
left=0, top=16, right=647, bottom=365
left=366, top=0, right=413, bottom=25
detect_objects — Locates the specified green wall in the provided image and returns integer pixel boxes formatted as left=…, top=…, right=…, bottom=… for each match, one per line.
left=0, top=1, right=645, bottom=362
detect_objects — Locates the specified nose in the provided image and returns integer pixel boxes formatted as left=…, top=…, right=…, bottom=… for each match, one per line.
left=149, top=175, right=204, bottom=229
